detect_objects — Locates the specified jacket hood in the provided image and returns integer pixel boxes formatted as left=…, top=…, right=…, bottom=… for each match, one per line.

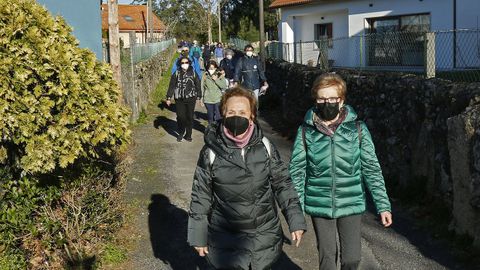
left=303, top=105, right=357, bottom=127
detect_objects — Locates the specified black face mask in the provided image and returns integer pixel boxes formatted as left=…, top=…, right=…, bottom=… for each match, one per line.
left=223, top=116, right=250, bottom=136
left=315, top=102, right=340, bottom=121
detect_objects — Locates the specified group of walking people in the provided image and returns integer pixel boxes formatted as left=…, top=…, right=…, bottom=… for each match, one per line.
left=167, top=42, right=268, bottom=142
left=166, top=41, right=393, bottom=270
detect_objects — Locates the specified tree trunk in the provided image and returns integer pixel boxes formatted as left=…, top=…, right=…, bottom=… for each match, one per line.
left=218, top=3, right=221, bottom=43
left=108, top=0, right=123, bottom=104
left=207, top=3, right=212, bottom=44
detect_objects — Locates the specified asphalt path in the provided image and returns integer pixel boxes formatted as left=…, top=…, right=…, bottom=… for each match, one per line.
left=122, top=103, right=463, bottom=270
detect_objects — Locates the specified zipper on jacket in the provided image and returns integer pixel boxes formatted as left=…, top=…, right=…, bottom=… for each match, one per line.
left=330, top=137, right=337, bottom=217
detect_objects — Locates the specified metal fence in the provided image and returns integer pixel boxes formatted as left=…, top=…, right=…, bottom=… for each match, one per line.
left=105, top=38, right=176, bottom=65
left=266, top=30, right=480, bottom=82
left=129, top=38, right=176, bottom=64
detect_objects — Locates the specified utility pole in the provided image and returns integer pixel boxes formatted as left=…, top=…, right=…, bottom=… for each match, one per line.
left=259, top=0, right=266, bottom=68
left=108, top=0, right=123, bottom=103
left=148, top=0, right=153, bottom=42
left=207, top=1, right=212, bottom=44
left=218, top=1, right=222, bottom=43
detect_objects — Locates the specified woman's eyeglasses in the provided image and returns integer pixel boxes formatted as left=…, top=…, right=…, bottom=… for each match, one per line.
left=316, top=97, right=341, bottom=103
left=180, top=61, right=189, bottom=64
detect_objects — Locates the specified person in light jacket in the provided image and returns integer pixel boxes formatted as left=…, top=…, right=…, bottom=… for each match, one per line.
left=289, top=73, right=393, bottom=270
left=202, top=60, right=227, bottom=124
left=188, top=87, right=307, bottom=270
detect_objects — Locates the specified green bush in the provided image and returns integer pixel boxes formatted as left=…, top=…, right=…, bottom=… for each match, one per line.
left=0, top=161, right=127, bottom=269
left=0, top=0, right=130, bottom=174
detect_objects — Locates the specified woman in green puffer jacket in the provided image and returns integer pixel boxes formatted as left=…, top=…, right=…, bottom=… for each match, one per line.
left=289, top=73, right=392, bottom=270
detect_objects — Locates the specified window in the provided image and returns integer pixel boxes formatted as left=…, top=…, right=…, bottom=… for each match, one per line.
left=314, top=23, right=333, bottom=48
left=366, top=14, right=430, bottom=66
left=123, top=15, right=134, bottom=22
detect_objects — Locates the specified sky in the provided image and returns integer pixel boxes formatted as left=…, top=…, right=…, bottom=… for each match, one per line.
left=118, top=0, right=136, bottom=4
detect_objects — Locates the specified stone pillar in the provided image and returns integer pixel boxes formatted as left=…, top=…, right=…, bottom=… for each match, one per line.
left=447, top=104, right=480, bottom=248
left=424, top=32, right=436, bottom=79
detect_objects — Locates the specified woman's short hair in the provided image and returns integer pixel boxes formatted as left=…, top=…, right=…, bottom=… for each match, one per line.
left=244, top=44, right=254, bottom=51
left=311, top=73, right=347, bottom=99
left=207, top=60, right=218, bottom=69
left=178, top=56, right=190, bottom=64
left=220, top=86, right=257, bottom=119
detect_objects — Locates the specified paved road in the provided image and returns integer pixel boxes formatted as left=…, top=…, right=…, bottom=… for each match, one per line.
left=122, top=103, right=463, bottom=270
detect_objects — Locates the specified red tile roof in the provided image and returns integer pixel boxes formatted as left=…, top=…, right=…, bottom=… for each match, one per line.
left=101, top=4, right=165, bottom=31
left=270, top=0, right=314, bottom=8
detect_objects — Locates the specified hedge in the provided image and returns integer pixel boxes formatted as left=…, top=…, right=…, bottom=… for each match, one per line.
left=0, top=0, right=130, bottom=174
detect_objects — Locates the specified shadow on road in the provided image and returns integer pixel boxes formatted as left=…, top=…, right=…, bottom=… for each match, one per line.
left=272, top=252, right=303, bottom=269
left=195, top=111, right=208, bottom=121
left=158, top=101, right=176, bottom=113
left=154, top=107, right=206, bottom=138
left=148, top=194, right=209, bottom=270
left=154, top=116, right=178, bottom=138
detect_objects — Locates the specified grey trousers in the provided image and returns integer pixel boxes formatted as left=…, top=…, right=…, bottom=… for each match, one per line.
left=311, top=214, right=362, bottom=270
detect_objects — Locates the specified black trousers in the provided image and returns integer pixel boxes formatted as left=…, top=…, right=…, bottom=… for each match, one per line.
left=311, top=214, right=362, bottom=270
left=175, top=97, right=196, bottom=139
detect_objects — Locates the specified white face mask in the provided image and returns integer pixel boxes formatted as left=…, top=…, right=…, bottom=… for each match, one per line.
left=226, top=55, right=233, bottom=60
left=246, top=51, right=253, bottom=57
left=181, top=64, right=189, bottom=70
left=208, top=69, right=215, bottom=75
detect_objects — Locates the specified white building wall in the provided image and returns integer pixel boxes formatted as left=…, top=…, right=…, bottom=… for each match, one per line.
left=278, top=0, right=465, bottom=69
left=457, top=0, right=480, bottom=30
left=455, top=0, right=480, bottom=68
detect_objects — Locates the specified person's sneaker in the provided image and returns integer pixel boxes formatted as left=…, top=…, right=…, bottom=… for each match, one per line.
left=184, top=137, right=192, bottom=142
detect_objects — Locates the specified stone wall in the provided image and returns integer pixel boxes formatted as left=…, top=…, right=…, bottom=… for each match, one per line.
left=448, top=104, right=480, bottom=247
left=265, top=59, right=480, bottom=244
left=121, top=45, right=176, bottom=122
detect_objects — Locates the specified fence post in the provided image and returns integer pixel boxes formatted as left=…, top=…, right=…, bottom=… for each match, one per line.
left=359, top=35, right=364, bottom=68
left=293, top=41, right=297, bottom=63
left=299, top=40, right=303, bottom=65
left=424, top=32, right=436, bottom=79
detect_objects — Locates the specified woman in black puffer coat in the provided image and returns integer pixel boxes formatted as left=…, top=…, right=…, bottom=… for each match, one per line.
left=187, top=87, right=307, bottom=270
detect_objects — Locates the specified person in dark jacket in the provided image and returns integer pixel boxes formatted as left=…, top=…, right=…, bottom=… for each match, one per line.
left=166, top=56, right=202, bottom=142
left=203, top=42, right=212, bottom=69
left=289, top=73, right=393, bottom=270
left=233, top=45, right=268, bottom=100
left=219, top=49, right=235, bottom=85
left=188, top=87, right=307, bottom=270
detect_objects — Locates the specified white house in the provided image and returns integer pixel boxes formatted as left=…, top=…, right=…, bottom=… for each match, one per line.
left=270, top=0, right=480, bottom=70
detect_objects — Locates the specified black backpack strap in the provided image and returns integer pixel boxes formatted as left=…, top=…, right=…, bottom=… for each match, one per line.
left=301, top=124, right=307, bottom=152
left=356, top=121, right=362, bottom=147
